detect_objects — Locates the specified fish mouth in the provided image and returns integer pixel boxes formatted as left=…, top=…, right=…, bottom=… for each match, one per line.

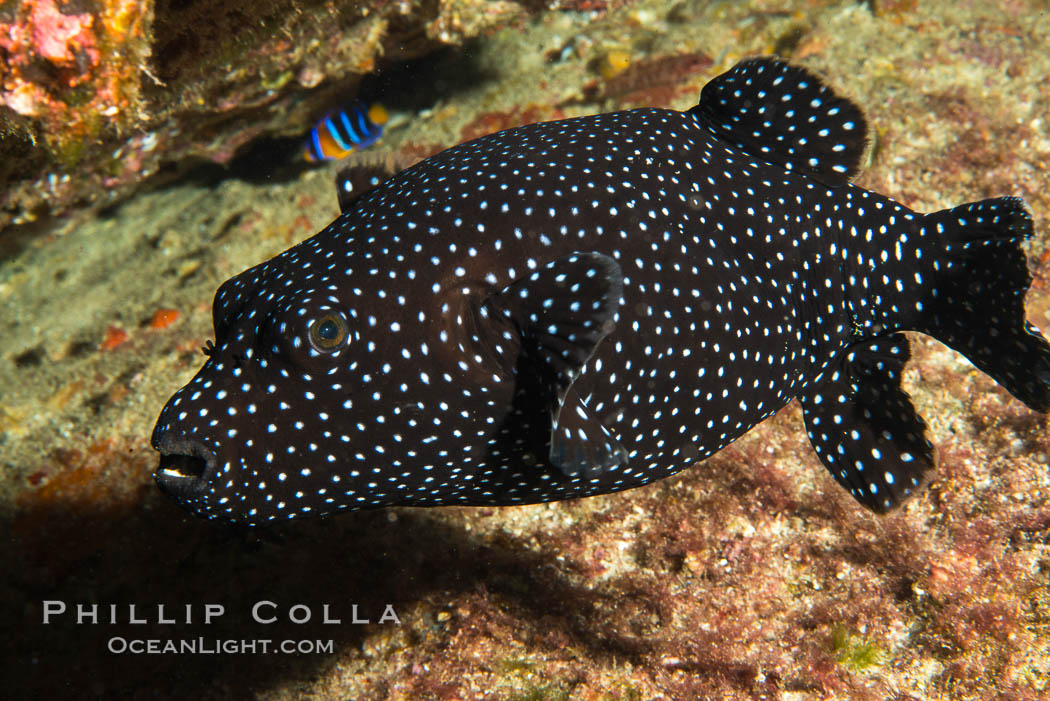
left=153, top=437, right=217, bottom=502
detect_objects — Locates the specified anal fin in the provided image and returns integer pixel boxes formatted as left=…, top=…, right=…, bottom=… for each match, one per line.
left=800, top=333, right=934, bottom=513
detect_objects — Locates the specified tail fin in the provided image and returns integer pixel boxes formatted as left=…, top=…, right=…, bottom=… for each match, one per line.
left=920, top=196, right=1050, bottom=411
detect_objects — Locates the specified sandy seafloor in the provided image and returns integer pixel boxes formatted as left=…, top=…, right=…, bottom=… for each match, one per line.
left=2, top=1, right=1050, bottom=699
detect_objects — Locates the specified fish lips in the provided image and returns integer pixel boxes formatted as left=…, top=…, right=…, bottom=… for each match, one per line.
left=153, top=436, right=217, bottom=503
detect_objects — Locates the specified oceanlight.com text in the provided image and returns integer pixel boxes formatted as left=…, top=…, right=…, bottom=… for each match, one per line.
left=107, top=637, right=335, bottom=655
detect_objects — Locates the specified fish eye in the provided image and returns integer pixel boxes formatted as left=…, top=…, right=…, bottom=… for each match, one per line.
left=308, top=312, right=349, bottom=353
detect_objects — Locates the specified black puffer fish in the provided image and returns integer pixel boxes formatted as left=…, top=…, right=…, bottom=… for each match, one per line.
left=152, top=57, right=1050, bottom=525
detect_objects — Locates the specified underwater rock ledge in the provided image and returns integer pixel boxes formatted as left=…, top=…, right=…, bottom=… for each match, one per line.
left=0, top=0, right=526, bottom=234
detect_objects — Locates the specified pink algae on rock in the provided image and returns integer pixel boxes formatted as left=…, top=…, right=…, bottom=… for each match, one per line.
left=0, top=0, right=536, bottom=232
left=27, top=0, right=99, bottom=65
left=0, top=0, right=149, bottom=145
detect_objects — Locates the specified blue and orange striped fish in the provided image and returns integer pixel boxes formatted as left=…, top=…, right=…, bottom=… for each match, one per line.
left=304, top=102, right=389, bottom=161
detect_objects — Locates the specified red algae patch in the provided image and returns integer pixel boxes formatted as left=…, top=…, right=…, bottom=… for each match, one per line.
left=99, top=325, right=129, bottom=351
left=148, top=308, right=180, bottom=330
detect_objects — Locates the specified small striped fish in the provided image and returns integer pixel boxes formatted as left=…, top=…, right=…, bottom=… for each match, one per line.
left=304, top=102, right=388, bottom=161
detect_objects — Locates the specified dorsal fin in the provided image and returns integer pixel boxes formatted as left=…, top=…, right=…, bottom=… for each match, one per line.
left=690, top=56, right=868, bottom=181
left=335, top=151, right=419, bottom=212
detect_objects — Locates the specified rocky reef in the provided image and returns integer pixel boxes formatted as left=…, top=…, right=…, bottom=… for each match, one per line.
left=0, top=0, right=526, bottom=230
left=2, top=0, right=1049, bottom=699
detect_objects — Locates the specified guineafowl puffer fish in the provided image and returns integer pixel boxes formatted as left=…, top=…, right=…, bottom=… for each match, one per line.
left=152, top=57, right=1050, bottom=525
left=304, top=102, right=388, bottom=161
